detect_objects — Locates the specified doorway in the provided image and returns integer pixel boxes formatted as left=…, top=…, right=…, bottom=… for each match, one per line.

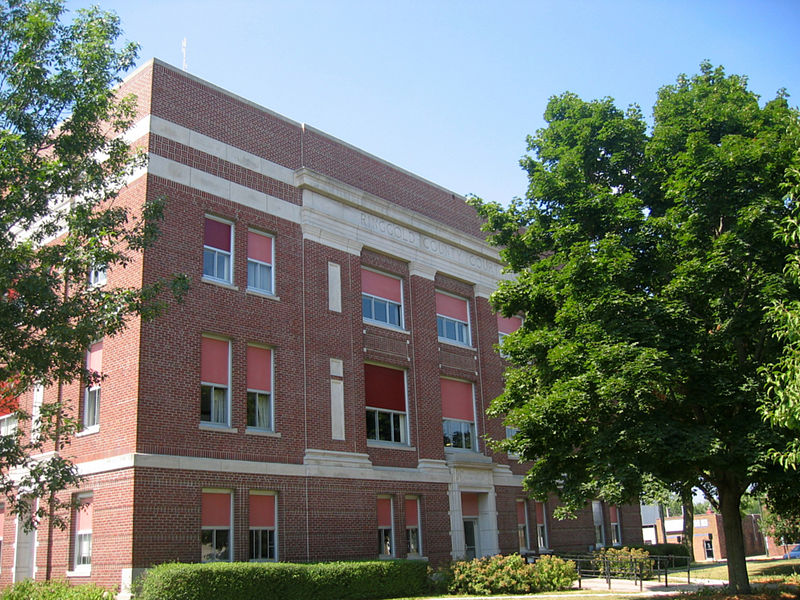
left=463, top=519, right=478, bottom=560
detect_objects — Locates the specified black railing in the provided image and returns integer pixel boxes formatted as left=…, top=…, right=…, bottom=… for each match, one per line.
left=525, top=552, right=692, bottom=590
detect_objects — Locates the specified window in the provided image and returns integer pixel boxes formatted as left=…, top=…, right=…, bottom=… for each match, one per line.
left=201, top=491, right=231, bottom=562
left=462, top=493, right=480, bottom=560
left=535, top=502, right=548, bottom=549
left=377, top=497, right=393, bottom=557
left=365, top=365, right=407, bottom=444
left=73, top=494, right=92, bottom=571
left=31, top=384, right=43, bottom=442
left=592, top=500, right=605, bottom=548
left=497, top=314, right=522, bottom=356
left=0, top=414, right=16, bottom=437
left=201, top=337, right=230, bottom=426
left=88, top=267, right=106, bottom=287
left=83, top=341, right=102, bottom=431
left=247, top=346, right=273, bottom=431
left=203, top=217, right=232, bottom=283
left=610, top=506, right=621, bottom=546
left=362, top=269, right=403, bottom=328
left=247, top=230, right=274, bottom=294
left=441, top=378, right=476, bottom=451
left=505, top=426, right=520, bottom=459
left=249, top=492, right=276, bottom=561
left=517, top=500, right=529, bottom=552
left=436, top=292, right=470, bottom=346
left=405, top=497, right=421, bottom=556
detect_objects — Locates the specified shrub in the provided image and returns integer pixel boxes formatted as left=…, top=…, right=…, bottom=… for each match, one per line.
left=626, top=542, right=690, bottom=558
left=592, top=546, right=654, bottom=579
left=0, top=580, right=112, bottom=600
left=448, top=553, right=536, bottom=595
left=136, top=559, right=428, bottom=600
left=447, top=553, right=576, bottom=596
left=532, top=554, right=578, bottom=591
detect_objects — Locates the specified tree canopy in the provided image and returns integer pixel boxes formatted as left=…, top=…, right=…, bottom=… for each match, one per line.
left=470, top=62, right=800, bottom=593
left=0, top=0, right=185, bottom=538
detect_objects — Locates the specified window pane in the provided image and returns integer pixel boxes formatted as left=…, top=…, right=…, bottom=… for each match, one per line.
left=437, top=317, right=445, bottom=338
left=366, top=410, right=376, bottom=439
left=257, top=393, right=270, bottom=429
left=203, top=249, right=215, bottom=277
left=374, top=299, right=387, bottom=322
left=378, top=411, right=391, bottom=441
left=407, top=527, right=419, bottom=554
left=201, top=386, right=212, bottom=421
left=389, top=304, right=401, bottom=326
left=213, top=388, right=226, bottom=424
left=215, top=529, right=230, bottom=560
left=392, top=413, right=401, bottom=442
left=362, top=295, right=373, bottom=319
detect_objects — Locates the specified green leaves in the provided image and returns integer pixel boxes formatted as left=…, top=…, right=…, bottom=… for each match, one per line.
left=474, top=61, right=800, bottom=523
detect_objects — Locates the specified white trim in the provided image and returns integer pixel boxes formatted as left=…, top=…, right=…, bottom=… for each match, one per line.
left=69, top=451, right=525, bottom=487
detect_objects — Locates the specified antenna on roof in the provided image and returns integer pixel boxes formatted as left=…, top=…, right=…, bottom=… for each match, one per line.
left=181, top=37, right=188, bottom=71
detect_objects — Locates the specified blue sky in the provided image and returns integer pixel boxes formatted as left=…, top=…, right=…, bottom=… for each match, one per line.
left=66, top=0, right=800, bottom=206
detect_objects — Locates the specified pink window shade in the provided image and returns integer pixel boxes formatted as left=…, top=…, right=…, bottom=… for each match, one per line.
left=497, top=315, right=522, bottom=335
left=517, top=501, right=526, bottom=525
left=377, top=498, right=392, bottom=528
left=201, top=338, right=228, bottom=385
left=248, top=231, right=272, bottom=264
left=405, top=499, right=418, bottom=527
left=75, top=496, right=93, bottom=532
left=87, top=341, right=103, bottom=374
left=461, top=493, right=479, bottom=517
left=204, top=218, right=231, bottom=251
left=440, top=379, right=474, bottom=421
left=535, top=502, right=545, bottom=522
left=361, top=269, right=402, bottom=303
left=364, top=364, right=406, bottom=411
left=249, top=494, right=275, bottom=528
left=435, top=292, right=468, bottom=321
left=609, top=506, right=618, bottom=522
left=202, top=492, right=231, bottom=527
left=247, top=346, right=272, bottom=391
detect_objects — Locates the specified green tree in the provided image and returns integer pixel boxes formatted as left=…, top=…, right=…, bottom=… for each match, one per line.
left=0, top=0, right=185, bottom=558
left=760, top=511, right=800, bottom=554
left=470, top=62, right=800, bottom=593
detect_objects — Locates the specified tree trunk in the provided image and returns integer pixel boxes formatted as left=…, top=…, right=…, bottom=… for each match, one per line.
left=658, top=503, right=667, bottom=543
left=718, top=482, right=750, bottom=594
left=680, top=485, right=694, bottom=560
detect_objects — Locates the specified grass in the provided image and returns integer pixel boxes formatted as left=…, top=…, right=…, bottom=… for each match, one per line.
left=671, top=557, right=800, bottom=582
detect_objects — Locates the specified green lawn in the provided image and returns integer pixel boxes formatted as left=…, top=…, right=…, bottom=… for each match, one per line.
left=675, top=557, right=800, bottom=582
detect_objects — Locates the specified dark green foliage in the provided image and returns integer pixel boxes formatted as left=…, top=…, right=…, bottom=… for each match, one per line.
left=625, top=542, right=691, bottom=558
left=592, top=547, right=654, bottom=579
left=136, top=560, right=429, bottom=600
left=0, top=0, right=187, bottom=533
left=446, top=553, right=576, bottom=596
left=470, top=62, right=800, bottom=593
left=0, top=580, right=112, bottom=600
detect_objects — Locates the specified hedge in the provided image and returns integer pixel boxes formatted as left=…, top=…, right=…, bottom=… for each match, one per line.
left=625, top=543, right=691, bottom=558
left=136, top=559, right=429, bottom=600
left=0, top=580, right=112, bottom=600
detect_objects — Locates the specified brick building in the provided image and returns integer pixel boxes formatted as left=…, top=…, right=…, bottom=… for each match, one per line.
left=656, top=513, right=767, bottom=561
left=1, top=59, right=642, bottom=593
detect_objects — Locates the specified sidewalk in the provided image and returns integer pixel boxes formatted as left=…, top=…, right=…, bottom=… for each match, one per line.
left=574, top=575, right=727, bottom=595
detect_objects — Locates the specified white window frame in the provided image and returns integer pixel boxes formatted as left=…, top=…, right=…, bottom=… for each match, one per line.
left=517, top=500, right=530, bottom=552
left=247, top=230, right=274, bottom=295
left=203, top=216, right=233, bottom=284
left=88, top=266, right=107, bottom=287
left=366, top=408, right=407, bottom=444
left=536, top=502, right=549, bottom=550
left=405, top=496, right=421, bottom=557
left=247, top=391, right=273, bottom=432
left=201, top=490, right=232, bottom=563
left=200, top=338, right=231, bottom=427
left=443, top=418, right=476, bottom=451
left=83, top=386, right=100, bottom=432
left=361, top=269, right=404, bottom=329
left=436, top=292, right=471, bottom=346
left=73, top=494, right=92, bottom=574
left=248, top=491, right=277, bottom=562
left=0, top=414, right=17, bottom=437
left=377, top=496, right=394, bottom=559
